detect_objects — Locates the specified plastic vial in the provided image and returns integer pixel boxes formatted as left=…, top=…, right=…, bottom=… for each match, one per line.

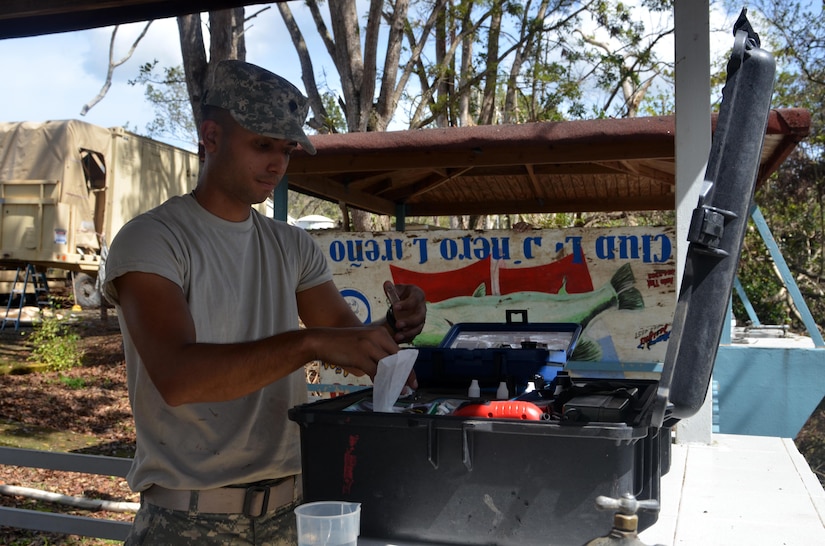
left=524, top=381, right=536, bottom=394
left=468, top=379, right=480, bottom=398
left=496, top=381, right=509, bottom=400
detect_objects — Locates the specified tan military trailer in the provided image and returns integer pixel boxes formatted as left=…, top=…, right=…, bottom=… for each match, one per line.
left=0, top=119, right=199, bottom=308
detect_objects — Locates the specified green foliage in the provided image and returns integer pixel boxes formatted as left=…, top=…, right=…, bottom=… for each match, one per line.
left=723, top=1, right=825, bottom=337
left=128, top=60, right=198, bottom=147
left=318, top=91, right=348, bottom=134
left=765, top=190, right=819, bottom=319
left=733, top=249, right=792, bottom=327
left=288, top=190, right=343, bottom=224
left=27, top=315, right=85, bottom=373
left=733, top=167, right=825, bottom=333
left=525, top=212, right=581, bottom=229
left=796, top=396, right=825, bottom=486
left=58, top=375, right=87, bottom=389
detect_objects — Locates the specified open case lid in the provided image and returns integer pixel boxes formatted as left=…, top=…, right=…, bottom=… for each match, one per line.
left=438, top=310, right=582, bottom=357
left=652, top=10, right=777, bottom=427
left=411, top=310, right=583, bottom=390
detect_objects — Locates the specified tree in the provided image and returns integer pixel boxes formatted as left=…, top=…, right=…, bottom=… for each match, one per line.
left=128, top=62, right=197, bottom=147
left=571, top=0, right=674, bottom=117
left=276, top=0, right=412, bottom=230
left=81, top=8, right=254, bottom=138
left=80, top=22, right=153, bottom=116
left=722, top=1, right=824, bottom=335
left=177, top=8, right=250, bottom=134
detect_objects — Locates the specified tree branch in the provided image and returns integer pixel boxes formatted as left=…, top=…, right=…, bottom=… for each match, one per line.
left=276, top=2, right=328, bottom=131
left=80, top=21, right=153, bottom=116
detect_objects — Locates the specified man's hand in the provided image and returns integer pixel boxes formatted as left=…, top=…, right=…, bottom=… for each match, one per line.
left=298, top=280, right=424, bottom=390
left=307, top=325, right=400, bottom=381
left=383, top=281, right=426, bottom=343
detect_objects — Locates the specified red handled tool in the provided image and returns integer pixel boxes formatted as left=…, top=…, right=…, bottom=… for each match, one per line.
left=453, top=400, right=546, bottom=420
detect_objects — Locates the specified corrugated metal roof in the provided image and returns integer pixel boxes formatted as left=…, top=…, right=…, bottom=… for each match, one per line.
left=285, top=108, right=810, bottom=216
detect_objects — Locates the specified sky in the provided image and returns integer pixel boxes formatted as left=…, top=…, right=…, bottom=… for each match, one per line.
left=0, top=3, right=739, bottom=152
left=0, top=5, right=325, bottom=151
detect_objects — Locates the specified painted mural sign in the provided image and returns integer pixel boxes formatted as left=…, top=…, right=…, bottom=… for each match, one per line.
left=310, top=227, right=677, bottom=391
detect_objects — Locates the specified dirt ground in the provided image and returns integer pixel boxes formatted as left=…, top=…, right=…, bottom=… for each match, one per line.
left=0, top=309, right=823, bottom=544
left=0, top=309, right=135, bottom=544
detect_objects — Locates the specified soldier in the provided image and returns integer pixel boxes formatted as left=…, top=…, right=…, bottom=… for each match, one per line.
left=103, top=60, right=425, bottom=545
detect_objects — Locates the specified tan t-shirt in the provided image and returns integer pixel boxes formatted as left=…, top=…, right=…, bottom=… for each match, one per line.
left=103, top=193, right=332, bottom=491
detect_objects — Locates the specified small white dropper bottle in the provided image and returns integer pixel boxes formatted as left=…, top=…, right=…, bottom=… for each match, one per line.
left=468, top=379, right=480, bottom=398
left=496, top=381, right=509, bottom=400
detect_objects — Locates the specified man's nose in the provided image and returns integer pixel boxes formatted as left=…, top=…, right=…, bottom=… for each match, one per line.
left=268, top=152, right=289, bottom=175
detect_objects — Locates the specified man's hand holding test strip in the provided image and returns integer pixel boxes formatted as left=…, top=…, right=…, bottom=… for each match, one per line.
left=382, top=280, right=426, bottom=344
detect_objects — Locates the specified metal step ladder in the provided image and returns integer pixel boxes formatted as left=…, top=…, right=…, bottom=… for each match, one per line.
left=2, top=264, right=50, bottom=331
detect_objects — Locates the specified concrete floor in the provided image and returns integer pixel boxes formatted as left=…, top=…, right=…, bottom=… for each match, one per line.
left=638, top=434, right=825, bottom=546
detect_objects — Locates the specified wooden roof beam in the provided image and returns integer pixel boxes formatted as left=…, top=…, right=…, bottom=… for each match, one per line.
left=404, top=194, right=676, bottom=216
left=285, top=175, right=396, bottom=215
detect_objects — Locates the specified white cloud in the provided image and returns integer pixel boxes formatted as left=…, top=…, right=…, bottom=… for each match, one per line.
left=0, top=6, right=334, bottom=145
left=0, top=18, right=183, bottom=132
left=243, top=5, right=336, bottom=93
left=83, top=18, right=184, bottom=81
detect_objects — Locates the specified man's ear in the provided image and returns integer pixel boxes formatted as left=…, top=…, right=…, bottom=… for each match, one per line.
left=200, top=119, right=220, bottom=152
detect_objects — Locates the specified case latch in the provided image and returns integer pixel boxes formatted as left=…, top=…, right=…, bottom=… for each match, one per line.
left=505, top=309, right=528, bottom=324
left=686, top=200, right=737, bottom=258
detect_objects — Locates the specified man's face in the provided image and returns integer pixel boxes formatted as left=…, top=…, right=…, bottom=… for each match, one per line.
left=208, top=116, right=299, bottom=206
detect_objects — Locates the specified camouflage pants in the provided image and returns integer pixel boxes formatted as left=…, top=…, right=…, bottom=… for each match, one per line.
left=125, top=501, right=298, bottom=545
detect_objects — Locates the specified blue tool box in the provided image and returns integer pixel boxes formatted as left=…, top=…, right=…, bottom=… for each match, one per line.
left=289, top=13, right=776, bottom=546
left=412, top=311, right=582, bottom=395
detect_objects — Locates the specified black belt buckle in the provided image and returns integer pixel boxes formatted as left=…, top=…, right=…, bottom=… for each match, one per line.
left=243, top=484, right=271, bottom=518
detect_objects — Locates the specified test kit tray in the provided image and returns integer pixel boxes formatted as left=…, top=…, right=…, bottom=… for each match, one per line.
left=413, top=316, right=581, bottom=393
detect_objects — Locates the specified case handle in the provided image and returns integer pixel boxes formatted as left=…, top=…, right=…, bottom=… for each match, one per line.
left=505, top=309, right=528, bottom=324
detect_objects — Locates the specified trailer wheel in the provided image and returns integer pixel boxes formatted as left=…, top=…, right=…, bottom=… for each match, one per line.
left=73, top=273, right=101, bottom=309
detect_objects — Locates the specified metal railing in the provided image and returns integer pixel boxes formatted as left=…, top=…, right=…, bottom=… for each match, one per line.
left=0, top=446, right=132, bottom=540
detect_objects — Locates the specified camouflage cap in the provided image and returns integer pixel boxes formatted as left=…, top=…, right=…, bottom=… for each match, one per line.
left=203, top=60, right=316, bottom=155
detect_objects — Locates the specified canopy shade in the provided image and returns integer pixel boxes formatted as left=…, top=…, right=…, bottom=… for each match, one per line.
left=0, top=0, right=272, bottom=38
left=284, top=108, right=810, bottom=217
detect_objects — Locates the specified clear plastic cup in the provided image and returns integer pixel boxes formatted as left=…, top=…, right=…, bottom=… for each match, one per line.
left=294, top=501, right=361, bottom=546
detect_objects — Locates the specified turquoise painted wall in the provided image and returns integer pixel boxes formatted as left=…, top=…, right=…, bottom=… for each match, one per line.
left=714, top=345, right=825, bottom=438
